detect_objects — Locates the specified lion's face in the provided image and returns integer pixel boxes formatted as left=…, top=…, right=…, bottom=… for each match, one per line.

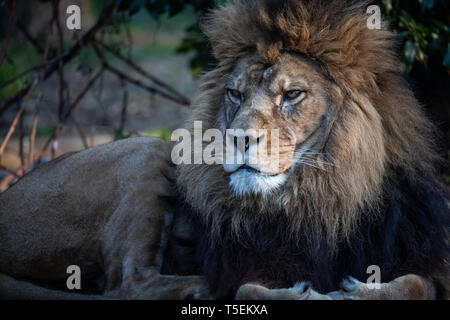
left=176, top=0, right=436, bottom=247
left=217, top=53, right=334, bottom=195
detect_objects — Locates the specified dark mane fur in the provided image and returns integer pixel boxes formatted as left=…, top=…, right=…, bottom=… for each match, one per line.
left=167, top=168, right=449, bottom=299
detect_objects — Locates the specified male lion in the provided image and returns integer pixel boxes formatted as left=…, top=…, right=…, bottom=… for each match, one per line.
left=1, top=0, right=449, bottom=300
left=172, top=0, right=449, bottom=299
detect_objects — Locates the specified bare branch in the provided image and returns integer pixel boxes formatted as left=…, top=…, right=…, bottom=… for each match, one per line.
left=0, top=104, right=24, bottom=161
left=29, top=93, right=43, bottom=166
left=18, top=104, right=25, bottom=174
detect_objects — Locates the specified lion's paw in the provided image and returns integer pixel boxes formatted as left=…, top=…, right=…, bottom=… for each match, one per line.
left=337, top=274, right=429, bottom=300
left=236, top=282, right=332, bottom=300
left=340, top=277, right=367, bottom=300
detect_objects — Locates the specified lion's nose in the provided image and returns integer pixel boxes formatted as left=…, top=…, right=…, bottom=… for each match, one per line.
left=233, top=136, right=250, bottom=152
left=223, top=129, right=268, bottom=173
left=231, top=131, right=265, bottom=153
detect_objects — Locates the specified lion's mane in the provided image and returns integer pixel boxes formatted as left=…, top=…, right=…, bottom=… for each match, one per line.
left=175, top=0, right=449, bottom=298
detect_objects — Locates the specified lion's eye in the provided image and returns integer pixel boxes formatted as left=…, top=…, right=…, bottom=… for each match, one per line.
left=227, top=89, right=242, bottom=105
left=284, top=90, right=305, bottom=102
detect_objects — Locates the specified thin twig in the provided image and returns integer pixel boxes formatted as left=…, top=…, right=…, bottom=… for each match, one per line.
left=72, top=117, right=89, bottom=149
left=18, top=104, right=25, bottom=174
left=29, top=93, right=43, bottom=166
left=119, top=77, right=128, bottom=132
left=17, top=21, right=44, bottom=54
left=0, top=104, right=24, bottom=161
left=0, top=0, right=17, bottom=69
left=0, top=56, right=61, bottom=90
left=0, top=165, right=21, bottom=179
left=0, top=149, right=49, bottom=192
left=64, top=68, right=104, bottom=121
left=124, top=20, right=133, bottom=59
left=92, top=40, right=106, bottom=115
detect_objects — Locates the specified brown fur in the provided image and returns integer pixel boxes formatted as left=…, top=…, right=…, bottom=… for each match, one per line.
left=236, top=275, right=436, bottom=300
left=176, top=0, right=447, bottom=299
left=0, top=138, right=209, bottom=299
left=0, top=0, right=446, bottom=301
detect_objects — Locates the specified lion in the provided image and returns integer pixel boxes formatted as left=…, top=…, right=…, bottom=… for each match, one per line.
left=0, top=0, right=449, bottom=300
left=172, top=0, right=450, bottom=299
left=0, top=138, right=211, bottom=299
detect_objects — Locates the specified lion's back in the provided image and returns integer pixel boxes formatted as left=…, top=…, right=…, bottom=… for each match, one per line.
left=0, top=137, right=175, bottom=278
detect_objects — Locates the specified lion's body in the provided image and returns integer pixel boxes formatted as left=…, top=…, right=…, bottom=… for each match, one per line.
left=0, top=137, right=208, bottom=299
left=0, top=0, right=449, bottom=300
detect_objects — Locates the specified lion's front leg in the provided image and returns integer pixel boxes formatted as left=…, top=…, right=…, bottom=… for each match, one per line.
left=235, top=282, right=332, bottom=300
left=331, top=274, right=435, bottom=300
left=104, top=266, right=211, bottom=300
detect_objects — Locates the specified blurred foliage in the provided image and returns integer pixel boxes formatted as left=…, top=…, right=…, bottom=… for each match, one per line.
left=113, top=128, right=132, bottom=140
left=144, top=127, right=172, bottom=140
left=380, top=0, right=450, bottom=73
left=1, top=0, right=448, bottom=90
left=177, top=22, right=210, bottom=76
left=115, top=0, right=450, bottom=75
left=35, top=125, right=57, bottom=139
left=115, top=0, right=224, bottom=75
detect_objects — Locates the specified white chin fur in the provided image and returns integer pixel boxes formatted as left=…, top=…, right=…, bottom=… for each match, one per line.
left=229, top=170, right=287, bottom=196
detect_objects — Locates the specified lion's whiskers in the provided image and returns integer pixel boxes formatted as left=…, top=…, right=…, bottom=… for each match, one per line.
left=293, top=150, right=335, bottom=170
